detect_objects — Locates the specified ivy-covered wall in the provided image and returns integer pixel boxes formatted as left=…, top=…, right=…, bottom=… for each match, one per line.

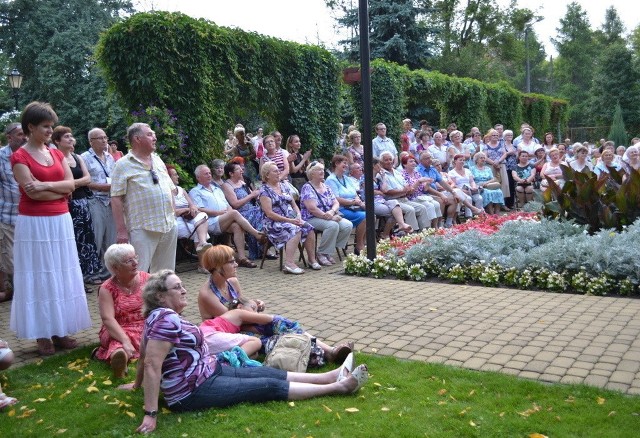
left=96, top=13, right=568, bottom=173
left=350, top=59, right=568, bottom=139
left=96, top=12, right=341, bottom=170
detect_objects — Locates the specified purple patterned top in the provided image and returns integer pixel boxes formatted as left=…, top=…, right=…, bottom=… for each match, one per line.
left=144, top=308, right=215, bottom=406
left=299, top=182, right=337, bottom=221
left=401, top=169, right=425, bottom=201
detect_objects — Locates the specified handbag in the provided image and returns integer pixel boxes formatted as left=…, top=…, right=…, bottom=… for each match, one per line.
left=263, top=333, right=311, bottom=372
left=484, top=181, right=501, bottom=190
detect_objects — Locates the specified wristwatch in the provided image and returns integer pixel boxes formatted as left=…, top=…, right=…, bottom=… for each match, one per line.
left=143, top=409, right=158, bottom=418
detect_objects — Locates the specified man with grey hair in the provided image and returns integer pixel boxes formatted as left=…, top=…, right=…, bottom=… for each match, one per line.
left=0, top=122, right=26, bottom=300
left=81, top=127, right=116, bottom=278
left=189, top=164, right=266, bottom=267
left=110, top=123, right=177, bottom=273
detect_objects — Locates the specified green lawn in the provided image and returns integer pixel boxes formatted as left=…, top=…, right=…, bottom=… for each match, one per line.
left=1, top=347, right=639, bottom=437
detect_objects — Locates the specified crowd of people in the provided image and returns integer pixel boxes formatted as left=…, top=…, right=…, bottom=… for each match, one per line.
left=2, top=103, right=640, bottom=429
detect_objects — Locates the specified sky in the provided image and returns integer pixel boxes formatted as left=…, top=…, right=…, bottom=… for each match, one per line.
left=141, top=1, right=638, bottom=57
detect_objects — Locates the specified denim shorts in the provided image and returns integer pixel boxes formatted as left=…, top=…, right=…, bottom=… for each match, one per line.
left=170, top=363, right=289, bottom=412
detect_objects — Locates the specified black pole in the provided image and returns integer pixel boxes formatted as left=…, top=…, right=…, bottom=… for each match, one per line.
left=358, top=0, right=375, bottom=260
left=13, top=91, right=18, bottom=111
left=525, top=26, right=530, bottom=93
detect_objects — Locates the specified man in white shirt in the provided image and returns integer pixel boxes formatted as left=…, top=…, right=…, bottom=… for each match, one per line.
left=189, top=165, right=266, bottom=267
left=372, top=123, right=398, bottom=166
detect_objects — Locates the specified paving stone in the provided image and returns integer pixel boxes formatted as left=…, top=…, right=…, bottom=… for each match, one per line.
left=605, top=382, right=630, bottom=392
left=566, top=367, right=590, bottom=378
left=534, top=351, right=558, bottom=362
left=523, top=360, right=550, bottom=373
left=462, top=357, right=487, bottom=369
left=609, top=371, right=636, bottom=384
left=617, top=360, right=640, bottom=373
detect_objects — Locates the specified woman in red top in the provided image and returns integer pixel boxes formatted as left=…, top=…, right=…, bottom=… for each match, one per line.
left=10, top=102, right=91, bottom=356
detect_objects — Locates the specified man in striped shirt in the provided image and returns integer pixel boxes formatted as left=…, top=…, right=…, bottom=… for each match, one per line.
left=0, top=122, right=26, bottom=301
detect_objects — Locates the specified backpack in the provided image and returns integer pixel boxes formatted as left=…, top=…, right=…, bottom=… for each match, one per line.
left=263, top=333, right=311, bottom=372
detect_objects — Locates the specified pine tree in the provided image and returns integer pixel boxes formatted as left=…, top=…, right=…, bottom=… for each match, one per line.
left=608, top=103, right=628, bottom=146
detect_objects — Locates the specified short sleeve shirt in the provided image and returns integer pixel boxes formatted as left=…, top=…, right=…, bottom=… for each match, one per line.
left=110, top=153, right=175, bottom=232
left=81, top=149, right=116, bottom=205
left=299, top=182, right=337, bottom=221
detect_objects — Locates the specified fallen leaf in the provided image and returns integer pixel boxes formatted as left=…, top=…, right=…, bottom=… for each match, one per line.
left=459, top=408, right=469, bottom=416
left=178, top=417, right=182, bottom=423
left=529, top=434, right=548, bottom=438
left=37, top=419, right=44, bottom=424
left=373, top=382, right=382, bottom=387
left=56, top=429, right=67, bottom=434
left=60, top=390, right=72, bottom=398
left=181, top=435, right=188, bottom=438
left=429, top=307, right=438, bottom=311
left=438, top=401, right=447, bottom=405
left=596, top=397, right=605, bottom=405
left=102, top=395, right=109, bottom=401
left=288, top=401, right=295, bottom=407
left=162, top=407, right=172, bottom=414
left=438, top=388, right=447, bottom=396
left=518, top=404, right=541, bottom=417
left=371, top=348, right=378, bottom=353
left=386, top=386, right=397, bottom=391
left=468, top=390, right=475, bottom=396
left=336, top=412, right=341, bottom=420
left=608, top=411, right=616, bottom=417
left=381, top=407, right=390, bottom=411
left=102, top=379, right=112, bottom=386
left=33, top=398, right=47, bottom=403
left=322, top=404, right=332, bottom=412
left=499, top=412, right=505, bottom=417
left=30, top=384, right=42, bottom=390
left=345, top=407, right=359, bottom=413
left=564, top=396, right=575, bottom=403
left=125, top=411, right=135, bottom=418
left=7, top=409, right=16, bottom=417
left=315, top=419, right=321, bottom=425
left=86, top=386, right=99, bottom=393
left=469, top=420, right=476, bottom=427
left=245, top=427, right=251, bottom=433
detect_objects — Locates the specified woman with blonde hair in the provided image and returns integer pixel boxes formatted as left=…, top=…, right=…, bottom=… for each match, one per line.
left=259, top=162, right=318, bottom=274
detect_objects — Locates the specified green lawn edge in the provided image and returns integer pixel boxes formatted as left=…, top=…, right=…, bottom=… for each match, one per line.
left=1, top=347, right=639, bottom=437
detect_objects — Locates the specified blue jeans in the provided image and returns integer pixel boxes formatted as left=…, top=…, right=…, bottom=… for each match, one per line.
left=170, top=363, right=289, bottom=412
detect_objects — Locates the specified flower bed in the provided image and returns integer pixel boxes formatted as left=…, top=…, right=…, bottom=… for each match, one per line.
left=344, top=214, right=640, bottom=296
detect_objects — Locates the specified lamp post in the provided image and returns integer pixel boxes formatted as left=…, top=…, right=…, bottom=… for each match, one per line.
left=7, top=68, right=23, bottom=110
left=525, top=18, right=543, bottom=93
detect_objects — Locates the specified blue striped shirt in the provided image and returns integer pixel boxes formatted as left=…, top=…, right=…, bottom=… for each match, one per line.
left=0, top=145, right=19, bottom=225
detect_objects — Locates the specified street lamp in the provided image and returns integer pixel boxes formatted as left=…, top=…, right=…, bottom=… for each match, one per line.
left=7, top=68, right=23, bottom=110
left=525, top=17, right=543, bottom=93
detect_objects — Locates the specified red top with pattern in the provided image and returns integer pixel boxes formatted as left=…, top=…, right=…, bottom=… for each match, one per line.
left=95, top=271, right=149, bottom=361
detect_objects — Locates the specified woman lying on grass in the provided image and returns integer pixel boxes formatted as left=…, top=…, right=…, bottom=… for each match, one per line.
left=121, top=270, right=368, bottom=434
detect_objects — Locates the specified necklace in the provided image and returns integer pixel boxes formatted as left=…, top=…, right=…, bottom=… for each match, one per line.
left=114, top=275, right=138, bottom=295
left=27, top=145, right=52, bottom=165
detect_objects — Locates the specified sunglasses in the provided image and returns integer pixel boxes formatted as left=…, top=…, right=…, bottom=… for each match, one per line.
left=150, top=169, right=159, bottom=184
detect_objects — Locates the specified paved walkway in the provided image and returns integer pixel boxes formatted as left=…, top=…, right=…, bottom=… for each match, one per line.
left=1, top=258, right=640, bottom=395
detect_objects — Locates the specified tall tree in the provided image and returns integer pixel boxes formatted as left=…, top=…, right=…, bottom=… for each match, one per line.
left=0, top=0, right=133, bottom=148
left=552, top=2, right=598, bottom=126
left=590, top=42, right=640, bottom=136
left=327, top=0, right=435, bottom=68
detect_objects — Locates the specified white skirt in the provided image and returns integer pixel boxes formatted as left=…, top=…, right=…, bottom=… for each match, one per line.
left=10, top=213, right=92, bottom=339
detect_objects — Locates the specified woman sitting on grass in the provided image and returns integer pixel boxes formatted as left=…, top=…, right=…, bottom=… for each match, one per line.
left=95, top=244, right=148, bottom=378
left=123, top=269, right=368, bottom=434
left=198, top=245, right=353, bottom=363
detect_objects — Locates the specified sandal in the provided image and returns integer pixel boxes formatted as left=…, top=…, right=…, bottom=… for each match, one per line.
left=237, top=258, right=257, bottom=268
left=51, top=336, right=78, bottom=350
left=337, top=352, right=354, bottom=382
left=350, top=364, right=369, bottom=393
left=0, top=393, right=18, bottom=409
left=196, top=242, right=213, bottom=255
left=37, top=338, right=55, bottom=356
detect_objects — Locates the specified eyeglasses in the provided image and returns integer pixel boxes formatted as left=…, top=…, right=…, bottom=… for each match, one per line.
left=225, top=259, right=237, bottom=265
left=122, top=255, right=139, bottom=265
left=150, top=169, right=159, bottom=184
left=90, top=136, right=109, bottom=141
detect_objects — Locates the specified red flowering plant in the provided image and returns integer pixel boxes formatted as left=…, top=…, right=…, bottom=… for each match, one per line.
left=377, top=212, right=538, bottom=258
